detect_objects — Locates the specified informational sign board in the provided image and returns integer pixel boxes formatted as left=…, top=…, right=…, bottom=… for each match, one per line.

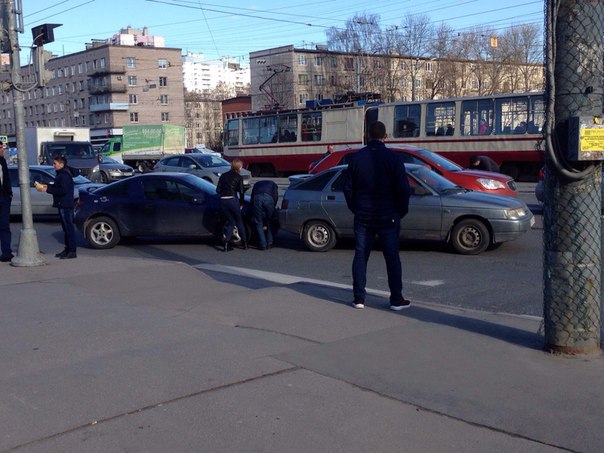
left=568, top=116, right=604, bottom=161
left=0, top=135, right=7, bottom=144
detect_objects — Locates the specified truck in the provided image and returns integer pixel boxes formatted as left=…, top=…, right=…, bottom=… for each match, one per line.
left=24, top=127, right=100, bottom=180
left=100, top=124, right=186, bottom=172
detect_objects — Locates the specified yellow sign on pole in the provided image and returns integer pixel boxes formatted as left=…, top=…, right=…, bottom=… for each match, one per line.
left=0, top=135, right=7, bottom=144
left=579, top=128, right=604, bottom=153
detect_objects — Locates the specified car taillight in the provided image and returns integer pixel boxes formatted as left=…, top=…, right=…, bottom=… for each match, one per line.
left=281, top=199, right=289, bottom=210
left=76, top=199, right=85, bottom=208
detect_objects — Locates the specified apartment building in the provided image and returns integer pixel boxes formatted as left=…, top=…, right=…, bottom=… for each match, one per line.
left=182, top=52, right=249, bottom=97
left=0, top=31, right=185, bottom=148
left=249, top=45, right=544, bottom=112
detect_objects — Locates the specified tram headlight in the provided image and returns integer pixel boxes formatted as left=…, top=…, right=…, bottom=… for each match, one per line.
left=476, top=178, right=506, bottom=190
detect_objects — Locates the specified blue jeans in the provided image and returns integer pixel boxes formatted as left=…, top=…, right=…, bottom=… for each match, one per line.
left=220, top=197, right=247, bottom=243
left=58, top=207, right=77, bottom=253
left=0, top=195, right=11, bottom=257
left=352, top=215, right=402, bottom=303
left=252, top=194, right=274, bottom=249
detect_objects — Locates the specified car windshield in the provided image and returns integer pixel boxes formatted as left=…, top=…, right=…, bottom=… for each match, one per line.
left=100, top=156, right=119, bottom=164
left=192, top=155, right=230, bottom=168
left=407, top=166, right=461, bottom=193
left=46, top=143, right=96, bottom=159
left=413, top=148, right=462, bottom=172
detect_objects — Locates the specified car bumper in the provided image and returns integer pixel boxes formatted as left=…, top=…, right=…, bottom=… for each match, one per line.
left=491, top=214, right=535, bottom=243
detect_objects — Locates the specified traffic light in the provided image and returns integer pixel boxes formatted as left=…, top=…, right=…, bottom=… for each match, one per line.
left=31, top=23, right=61, bottom=47
left=34, top=47, right=53, bottom=87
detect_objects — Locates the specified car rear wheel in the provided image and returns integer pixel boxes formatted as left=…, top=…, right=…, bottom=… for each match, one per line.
left=303, top=220, right=337, bottom=252
left=450, top=219, right=490, bottom=255
left=100, top=172, right=109, bottom=183
left=85, top=216, right=121, bottom=249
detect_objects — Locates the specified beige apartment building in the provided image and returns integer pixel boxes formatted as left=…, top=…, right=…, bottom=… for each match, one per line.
left=249, top=45, right=544, bottom=112
left=0, top=41, right=185, bottom=148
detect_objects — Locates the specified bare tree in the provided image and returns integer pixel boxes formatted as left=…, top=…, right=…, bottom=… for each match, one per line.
left=498, top=24, right=543, bottom=92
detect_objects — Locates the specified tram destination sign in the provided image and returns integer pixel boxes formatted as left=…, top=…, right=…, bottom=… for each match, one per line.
left=568, top=116, right=604, bottom=161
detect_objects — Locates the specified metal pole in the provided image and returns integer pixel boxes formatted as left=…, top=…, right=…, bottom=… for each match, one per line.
left=543, top=0, right=602, bottom=354
left=4, top=0, right=44, bottom=266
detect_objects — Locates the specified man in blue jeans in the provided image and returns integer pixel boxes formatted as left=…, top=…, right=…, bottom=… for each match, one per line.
left=35, top=155, right=78, bottom=259
left=344, top=121, right=411, bottom=310
left=251, top=179, right=278, bottom=250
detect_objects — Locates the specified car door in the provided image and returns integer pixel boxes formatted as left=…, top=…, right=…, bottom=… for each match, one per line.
left=157, top=156, right=180, bottom=173
left=400, top=175, right=443, bottom=240
left=320, top=170, right=354, bottom=236
left=29, top=169, right=56, bottom=215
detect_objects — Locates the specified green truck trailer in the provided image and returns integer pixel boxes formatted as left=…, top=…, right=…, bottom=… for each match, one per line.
left=101, top=124, right=186, bottom=172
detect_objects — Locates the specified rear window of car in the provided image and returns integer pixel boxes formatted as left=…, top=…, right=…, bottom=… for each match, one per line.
left=95, top=180, right=129, bottom=197
left=294, top=170, right=337, bottom=191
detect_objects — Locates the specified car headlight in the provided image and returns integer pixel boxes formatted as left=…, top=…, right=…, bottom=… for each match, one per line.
left=108, top=170, right=122, bottom=176
left=504, top=207, right=528, bottom=219
left=477, top=178, right=506, bottom=190
left=91, top=165, right=100, bottom=173
left=213, top=171, right=222, bottom=177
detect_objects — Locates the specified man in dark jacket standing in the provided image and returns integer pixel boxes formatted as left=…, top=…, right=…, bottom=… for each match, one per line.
left=35, top=155, right=77, bottom=259
left=0, top=144, right=14, bottom=262
left=216, top=158, right=247, bottom=251
left=344, top=121, right=411, bottom=310
left=251, top=179, right=278, bottom=250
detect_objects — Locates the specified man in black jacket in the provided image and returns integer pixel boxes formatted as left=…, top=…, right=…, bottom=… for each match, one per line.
left=216, top=158, right=247, bottom=251
left=35, top=155, right=78, bottom=259
left=0, top=144, right=13, bottom=262
left=344, top=121, right=411, bottom=310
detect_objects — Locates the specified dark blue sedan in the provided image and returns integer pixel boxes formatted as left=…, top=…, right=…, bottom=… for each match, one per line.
left=74, top=173, right=251, bottom=249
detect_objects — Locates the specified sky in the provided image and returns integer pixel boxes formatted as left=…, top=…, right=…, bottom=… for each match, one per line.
left=17, top=0, right=545, bottom=65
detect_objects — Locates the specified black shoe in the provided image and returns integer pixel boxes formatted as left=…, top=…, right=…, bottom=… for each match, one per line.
left=390, top=298, right=411, bottom=311
left=60, top=252, right=77, bottom=260
left=55, top=249, right=68, bottom=258
left=223, top=241, right=233, bottom=252
left=242, top=241, right=248, bottom=250
left=0, top=254, right=14, bottom=262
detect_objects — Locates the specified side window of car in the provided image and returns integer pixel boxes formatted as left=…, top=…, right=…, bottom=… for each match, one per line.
left=330, top=171, right=348, bottom=192
left=399, top=153, right=423, bottom=166
left=296, top=171, right=337, bottom=191
left=164, top=157, right=179, bottom=167
left=175, top=182, right=198, bottom=202
left=8, top=169, right=19, bottom=187
left=31, top=170, right=53, bottom=186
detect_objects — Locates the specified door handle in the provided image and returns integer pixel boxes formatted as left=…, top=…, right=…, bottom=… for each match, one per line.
left=327, top=195, right=335, bottom=200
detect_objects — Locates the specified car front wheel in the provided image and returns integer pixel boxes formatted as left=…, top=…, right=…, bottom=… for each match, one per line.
left=303, top=220, right=337, bottom=252
left=450, top=219, right=490, bottom=255
left=85, top=216, right=121, bottom=249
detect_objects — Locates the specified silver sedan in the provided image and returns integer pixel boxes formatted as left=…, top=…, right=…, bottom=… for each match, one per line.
left=279, top=164, right=534, bottom=255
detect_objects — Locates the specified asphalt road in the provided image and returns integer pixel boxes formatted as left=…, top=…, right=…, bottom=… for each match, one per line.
left=10, top=181, right=546, bottom=317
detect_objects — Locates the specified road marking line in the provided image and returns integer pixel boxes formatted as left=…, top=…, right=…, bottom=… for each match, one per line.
left=410, top=280, right=445, bottom=287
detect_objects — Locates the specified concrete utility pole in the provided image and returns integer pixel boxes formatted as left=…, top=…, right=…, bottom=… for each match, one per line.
left=3, top=0, right=44, bottom=266
left=543, top=0, right=602, bottom=354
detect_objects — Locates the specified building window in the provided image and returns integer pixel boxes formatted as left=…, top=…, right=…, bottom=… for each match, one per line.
left=78, top=63, right=83, bottom=74
left=127, top=57, right=136, bottom=68
left=298, top=55, right=307, bottom=65
left=314, top=56, right=323, bottom=66
left=82, top=115, right=87, bottom=125
left=161, top=112, right=169, bottom=122
left=159, top=76, right=167, bottom=87
left=158, top=58, right=168, bottom=69
left=100, top=58, right=106, bottom=68
left=129, top=94, right=138, bottom=104
left=79, top=80, right=84, bottom=91
left=344, top=57, right=354, bottom=71
left=425, top=61, right=433, bottom=72
left=128, top=76, right=137, bottom=86
left=130, top=112, right=139, bottom=122
left=299, top=92, right=309, bottom=104
left=314, top=75, right=324, bottom=85
left=298, top=74, right=309, bottom=85
left=160, top=94, right=168, bottom=104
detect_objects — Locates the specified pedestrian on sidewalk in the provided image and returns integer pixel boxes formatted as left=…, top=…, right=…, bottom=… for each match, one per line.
left=216, top=158, right=247, bottom=252
left=34, top=155, right=78, bottom=259
left=251, top=179, right=278, bottom=250
left=344, top=121, right=411, bottom=310
left=0, top=144, right=13, bottom=262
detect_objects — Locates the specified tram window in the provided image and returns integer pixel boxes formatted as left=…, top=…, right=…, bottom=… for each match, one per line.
left=461, top=99, right=494, bottom=136
left=225, top=119, right=239, bottom=146
left=279, top=114, right=298, bottom=142
left=529, top=95, right=545, bottom=133
left=242, top=118, right=260, bottom=145
left=426, top=102, right=455, bottom=137
left=495, top=96, right=529, bottom=135
left=393, top=104, right=420, bottom=138
left=259, top=116, right=278, bottom=144
left=301, top=112, right=322, bottom=142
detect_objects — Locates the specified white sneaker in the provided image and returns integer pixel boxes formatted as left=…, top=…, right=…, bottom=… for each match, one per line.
left=352, top=298, right=365, bottom=309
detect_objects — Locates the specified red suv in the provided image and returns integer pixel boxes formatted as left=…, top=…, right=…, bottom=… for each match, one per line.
left=309, top=146, right=517, bottom=197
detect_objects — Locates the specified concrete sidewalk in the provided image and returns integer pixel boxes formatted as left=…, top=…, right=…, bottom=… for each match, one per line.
left=0, top=255, right=602, bottom=452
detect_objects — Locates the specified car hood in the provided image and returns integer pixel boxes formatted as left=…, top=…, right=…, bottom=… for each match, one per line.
left=441, top=189, right=528, bottom=209
left=458, top=169, right=511, bottom=181
left=102, top=163, right=133, bottom=171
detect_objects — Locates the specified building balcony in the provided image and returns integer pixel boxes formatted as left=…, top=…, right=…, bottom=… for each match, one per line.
left=89, top=65, right=127, bottom=77
left=89, top=102, right=129, bottom=112
left=88, top=83, right=128, bottom=94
